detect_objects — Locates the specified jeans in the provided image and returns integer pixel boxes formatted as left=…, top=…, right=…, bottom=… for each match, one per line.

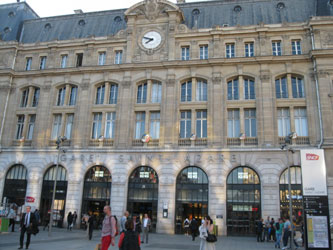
left=283, top=231, right=291, bottom=247
left=275, top=232, right=282, bottom=248
left=143, top=227, right=149, bottom=243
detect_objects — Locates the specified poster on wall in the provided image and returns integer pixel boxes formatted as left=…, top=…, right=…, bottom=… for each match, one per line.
left=306, top=215, right=329, bottom=248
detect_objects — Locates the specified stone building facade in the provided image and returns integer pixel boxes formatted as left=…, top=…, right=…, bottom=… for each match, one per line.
left=0, top=0, right=333, bottom=235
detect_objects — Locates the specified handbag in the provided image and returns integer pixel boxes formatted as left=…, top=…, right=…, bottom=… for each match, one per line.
left=206, top=232, right=217, bottom=243
left=94, top=243, right=101, bottom=250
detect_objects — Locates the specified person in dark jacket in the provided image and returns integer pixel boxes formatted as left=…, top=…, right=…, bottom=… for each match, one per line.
left=67, top=212, right=73, bottom=231
left=88, top=213, right=95, bottom=240
left=190, top=217, right=198, bottom=241
left=118, top=219, right=141, bottom=250
left=19, top=206, right=38, bottom=249
left=257, top=218, right=264, bottom=242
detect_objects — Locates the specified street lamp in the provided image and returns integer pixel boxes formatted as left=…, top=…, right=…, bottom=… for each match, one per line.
left=281, top=132, right=297, bottom=250
left=48, top=136, right=67, bottom=237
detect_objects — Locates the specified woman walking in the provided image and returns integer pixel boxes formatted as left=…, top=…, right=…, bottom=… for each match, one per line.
left=67, top=212, right=73, bottom=231
left=205, top=216, right=216, bottom=250
left=199, top=217, right=207, bottom=250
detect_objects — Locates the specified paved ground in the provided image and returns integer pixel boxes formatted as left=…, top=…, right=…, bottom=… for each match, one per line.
left=0, top=228, right=305, bottom=250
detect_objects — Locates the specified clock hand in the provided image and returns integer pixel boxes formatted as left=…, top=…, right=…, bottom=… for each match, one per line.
left=145, top=38, right=154, bottom=44
left=143, top=36, right=152, bottom=40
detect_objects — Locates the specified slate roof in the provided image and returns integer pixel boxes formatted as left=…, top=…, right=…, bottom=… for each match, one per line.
left=0, top=2, right=38, bottom=42
left=0, top=0, right=332, bottom=44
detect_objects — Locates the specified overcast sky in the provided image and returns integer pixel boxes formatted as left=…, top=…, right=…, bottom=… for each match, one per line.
left=1, top=0, right=210, bottom=17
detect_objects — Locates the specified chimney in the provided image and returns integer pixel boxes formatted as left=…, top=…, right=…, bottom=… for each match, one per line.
left=74, top=9, right=83, bottom=14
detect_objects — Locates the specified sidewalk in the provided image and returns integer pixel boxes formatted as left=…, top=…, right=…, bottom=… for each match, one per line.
left=0, top=228, right=306, bottom=250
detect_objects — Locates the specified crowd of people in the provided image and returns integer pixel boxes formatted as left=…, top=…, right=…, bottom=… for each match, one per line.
left=256, top=216, right=304, bottom=249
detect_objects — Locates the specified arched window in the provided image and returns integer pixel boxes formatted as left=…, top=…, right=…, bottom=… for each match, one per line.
left=96, top=84, right=105, bottom=105
left=196, top=80, right=207, bottom=101
left=151, top=82, right=162, bottom=103
left=109, top=84, right=118, bottom=104
left=275, top=77, right=288, bottom=98
left=279, top=166, right=303, bottom=224
left=20, top=86, right=40, bottom=108
left=244, top=78, right=255, bottom=100
left=227, top=78, right=239, bottom=100
left=137, top=83, right=147, bottom=104
left=175, top=166, right=208, bottom=234
left=291, top=76, right=305, bottom=98
left=227, top=166, right=260, bottom=236
left=56, top=84, right=78, bottom=106
left=2, top=164, right=27, bottom=206
left=181, top=81, right=192, bottom=102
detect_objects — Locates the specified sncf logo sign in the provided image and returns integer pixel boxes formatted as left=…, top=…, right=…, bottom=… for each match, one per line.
left=306, top=153, right=320, bottom=161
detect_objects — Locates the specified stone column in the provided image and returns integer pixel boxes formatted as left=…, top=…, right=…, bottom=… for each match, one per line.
left=287, top=73, right=292, bottom=98
left=110, top=164, right=128, bottom=218
left=104, top=82, right=110, bottom=105
left=64, top=84, right=71, bottom=106
left=211, top=74, right=222, bottom=146
left=27, top=86, right=34, bottom=107
left=163, top=75, right=177, bottom=147
left=64, top=180, right=83, bottom=228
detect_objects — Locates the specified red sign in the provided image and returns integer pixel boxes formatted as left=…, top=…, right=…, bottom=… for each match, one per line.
left=306, top=153, right=320, bottom=161
left=26, top=196, right=35, bottom=203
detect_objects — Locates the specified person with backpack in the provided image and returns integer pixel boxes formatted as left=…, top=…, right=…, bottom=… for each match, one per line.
left=270, top=218, right=276, bottom=241
left=275, top=218, right=284, bottom=248
left=184, top=218, right=190, bottom=236
left=88, top=213, right=95, bottom=240
left=100, top=206, right=116, bottom=250
left=118, top=219, right=141, bottom=250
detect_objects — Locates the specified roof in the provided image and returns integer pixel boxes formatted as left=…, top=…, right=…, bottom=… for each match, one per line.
left=0, top=0, right=332, bottom=44
left=0, top=2, right=38, bottom=42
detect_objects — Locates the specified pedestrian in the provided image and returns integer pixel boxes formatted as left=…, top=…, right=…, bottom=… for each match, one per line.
left=19, top=206, right=38, bottom=249
left=73, top=211, right=78, bottom=227
left=199, top=217, right=208, bottom=250
left=88, top=213, right=95, bottom=240
left=184, top=218, right=190, bottom=236
left=67, top=212, right=73, bottom=231
left=275, top=218, right=284, bottom=248
left=100, top=205, right=116, bottom=250
left=190, top=217, right=198, bottom=241
left=120, top=211, right=129, bottom=232
left=34, top=209, right=40, bottom=226
left=118, top=219, right=141, bottom=250
left=282, top=217, right=291, bottom=250
left=292, top=217, right=299, bottom=249
left=204, top=216, right=216, bottom=250
left=264, top=216, right=270, bottom=242
left=43, top=212, right=50, bottom=231
left=142, top=213, right=151, bottom=244
left=257, top=218, right=264, bottom=242
left=8, top=204, right=16, bottom=232
left=270, top=218, right=276, bottom=241
left=135, top=216, right=142, bottom=242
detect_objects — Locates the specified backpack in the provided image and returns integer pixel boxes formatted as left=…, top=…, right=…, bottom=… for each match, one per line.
left=122, top=231, right=140, bottom=250
left=275, top=222, right=280, bottom=230
left=184, top=220, right=189, bottom=226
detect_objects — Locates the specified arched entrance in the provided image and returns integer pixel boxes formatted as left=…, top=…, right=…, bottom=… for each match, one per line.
left=2, top=164, right=27, bottom=206
left=40, top=165, right=67, bottom=227
left=175, top=166, right=208, bottom=234
left=81, top=165, right=112, bottom=228
left=280, top=166, right=303, bottom=224
left=227, top=166, right=261, bottom=236
left=127, top=166, right=158, bottom=232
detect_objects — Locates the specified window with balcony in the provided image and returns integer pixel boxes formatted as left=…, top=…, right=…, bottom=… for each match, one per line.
left=61, top=55, right=68, bottom=68
left=181, top=81, right=192, bottom=102
left=92, top=113, right=102, bottom=139
left=25, top=57, right=32, bottom=71
left=26, top=115, right=36, bottom=140
left=65, top=114, right=74, bottom=139
left=98, top=52, right=106, bottom=66
left=292, top=77, right=305, bottom=98
left=181, top=46, right=190, bottom=61
left=244, top=109, right=257, bottom=137
left=276, top=77, right=288, bottom=98
left=57, top=86, right=66, bottom=106
left=150, top=112, right=160, bottom=139
left=20, top=89, right=29, bottom=108
left=137, top=83, right=147, bottom=104
left=277, top=108, right=291, bottom=137
left=292, top=40, right=302, bottom=55
left=196, top=110, right=207, bottom=138
left=245, top=42, right=254, bottom=57
left=244, top=79, right=255, bottom=99
left=105, top=112, right=116, bottom=139
left=51, top=114, right=62, bottom=140
left=294, top=108, right=308, bottom=136
left=199, top=45, right=208, bottom=59
left=15, top=115, right=25, bottom=140
left=272, top=41, right=282, bottom=56
left=196, top=80, right=207, bottom=101
left=228, top=79, right=239, bottom=100
left=40, top=56, right=47, bottom=70
left=96, top=85, right=105, bottom=105
left=115, top=50, right=123, bottom=64
left=228, top=109, right=240, bottom=138
left=180, top=111, right=191, bottom=138
left=226, top=43, right=235, bottom=58
left=151, top=82, right=162, bottom=103
left=109, top=84, right=118, bottom=104
left=135, top=112, right=146, bottom=139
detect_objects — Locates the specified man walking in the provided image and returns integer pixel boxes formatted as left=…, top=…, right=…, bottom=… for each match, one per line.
left=142, top=213, right=151, bottom=244
left=282, top=217, right=292, bottom=250
left=120, top=211, right=129, bottom=232
left=19, top=206, right=37, bottom=249
left=8, top=205, right=16, bottom=232
left=101, top=206, right=116, bottom=250
left=257, top=218, right=264, bottom=242
left=190, top=217, right=198, bottom=241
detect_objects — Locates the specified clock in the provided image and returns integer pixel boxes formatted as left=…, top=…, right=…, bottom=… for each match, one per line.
left=141, top=31, right=162, bottom=49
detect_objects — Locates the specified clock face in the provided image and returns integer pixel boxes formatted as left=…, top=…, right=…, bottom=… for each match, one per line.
left=141, top=31, right=162, bottom=49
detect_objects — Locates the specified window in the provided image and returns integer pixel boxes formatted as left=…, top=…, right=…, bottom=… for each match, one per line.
left=76, top=53, right=83, bottom=67
left=98, top=52, right=106, bottom=66
left=228, top=109, right=240, bottom=138
left=61, top=55, right=68, bottom=68
left=228, top=79, right=239, bottom=100
left=150, top=112, right=160, bottom=139
left=196, top=110, right=207, bottom=138
left=277, top=108, right=290, bottom=137
left=199, top=45, right=208, bottom=59
left=65, top=114, right=74, bottom=139
left=15, top=115, right=25, bottom=140
left=292, top=40, right=302, bottom=55
left=109, top=84, right=118, bottom=104
left=244, top=79, right=255, bottom=99
left=245, top=42, right=254, bottom=57
left=292, top=77, right=305, bottom=98
left=245, top=109, right=257, bottom=137
left=180, top=111, right=191, bottom=138
left=181, top=46, right=190, bottom=61
left=25, top=57, right=32, bottom=71
left=51, top=114, right=62, bottom=140
left=27, top=115, right=36, bottom=140
left=226, top=43, right=235, bottom=58
left=135, top=112, right=146, bottom=139
left=294, top=108, right=308, bottom=136
left=32, top=87, right=40, bottom=107
left=105, top=112, right=116, bottom=139
left=276, top=77, right=288, bottom=98
left=151, top=82, right=162, bottom=103
left=20, top=89, right=29, bottom=107
left=181, top=81, right=192, bottom=102
left=272, top=41, right=282, bottom=56
left=96, top=85, right=105, bottom=105
left=57, top=86, right=66, bottom=106
left=92, top=113, right=102, bottom=139
left=137, top=83, right=147, bottom=104
left=40, top=56, right=47, bottom=70
left=69, top=86, right=78, bottom=106
left=196, top=80, right=207, bottom=101
left=115, top=50, right=123, bottom=64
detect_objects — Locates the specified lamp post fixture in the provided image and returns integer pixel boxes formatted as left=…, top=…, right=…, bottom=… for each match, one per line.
left=48, top=136, right=67, bottom=237
left=281, top=132, right=297, bottom=250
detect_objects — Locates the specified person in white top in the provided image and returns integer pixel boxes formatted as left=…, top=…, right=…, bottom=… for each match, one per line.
left=142, top=213, right=151, bottom=244
left=199, top=217, right=208, bottom=250
left=8, top=204, right=16, bottom=232
left=184, top=218, right=190, bottom=236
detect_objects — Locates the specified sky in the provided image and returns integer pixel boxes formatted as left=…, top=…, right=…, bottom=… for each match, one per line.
left=1, top=0, right=210, bottom=17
